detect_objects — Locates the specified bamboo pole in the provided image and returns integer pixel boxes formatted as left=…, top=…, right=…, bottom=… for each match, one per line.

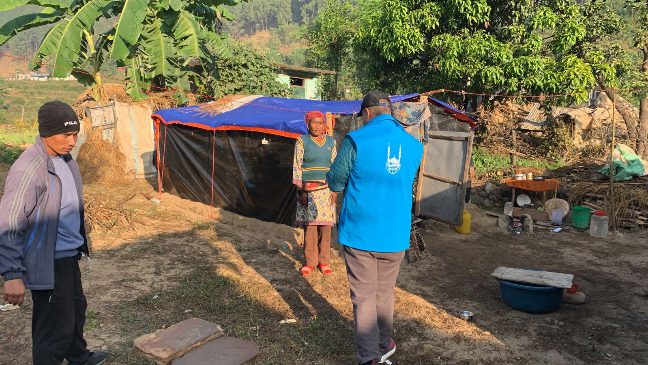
left=610, top=90, right=617, bottom=232
left=511, top=129, right=517, bottom=173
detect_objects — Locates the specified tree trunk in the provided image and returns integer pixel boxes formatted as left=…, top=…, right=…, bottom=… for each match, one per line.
left=637, top=46, right=648, bottom=158
left=94, top=71, right=103, bottom=101
left=638, top=96, right=648, bottom=158
left=601, top=85, right=639, bottom=142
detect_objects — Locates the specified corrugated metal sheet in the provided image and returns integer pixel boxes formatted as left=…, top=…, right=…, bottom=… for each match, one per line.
left=518, top=103, right=578, bottom=130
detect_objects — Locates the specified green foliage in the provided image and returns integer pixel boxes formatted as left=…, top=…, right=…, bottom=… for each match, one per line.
left=235, top=23, right=309, bottom=67
left=110, top=0, right=151, bottom=61
left=306, top=0, right=359, bottom=99
left=193, top=39, right=289, bottom=100
left=540, top=116, right=574, bottom=160
left=224, top=0, right=328, bottom=36
left=0, top=143, right=25, bottom=164
left=295, top=0, right=326, bottom=24
left=0, top=5, right=116, bottom=62
left=0, top=80, right=85, bottom=123
left=225, top=0, right=293, bottom=35
left=472, top=147, right=510, bottom=175
left=275, top=23, right=302, bottom=45
left=349, top=0, right=622, bottom=104
left=0, top=80, right=8, bottom=123
left=472, top=147, right=565, bottom=176
left=619, top=0, right=648, bottom=101
left=0, top=114, right=38, bottom=164
left=0, top=7, right=62, bottom=46
left=0, top=0, right=243, bottom=101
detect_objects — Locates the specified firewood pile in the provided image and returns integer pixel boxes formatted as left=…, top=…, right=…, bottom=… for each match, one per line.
left=84, top=192, right=139, bottom=233
left=568, top=179, right=648, bottom=229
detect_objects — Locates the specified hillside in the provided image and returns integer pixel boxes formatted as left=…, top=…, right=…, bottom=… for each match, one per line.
left=0, top=55, right=28, bottom=78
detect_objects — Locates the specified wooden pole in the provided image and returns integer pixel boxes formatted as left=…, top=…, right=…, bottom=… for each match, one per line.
left=511, top=129, right=517, bottom=173
left=609, top=90, right=617, bottom=232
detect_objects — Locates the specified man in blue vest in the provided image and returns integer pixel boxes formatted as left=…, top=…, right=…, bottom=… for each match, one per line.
left=327, top=91, right=424, bottom=365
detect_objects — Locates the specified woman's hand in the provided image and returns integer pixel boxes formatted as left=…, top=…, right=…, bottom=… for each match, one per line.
left=298, top=191, right=308, bottom=206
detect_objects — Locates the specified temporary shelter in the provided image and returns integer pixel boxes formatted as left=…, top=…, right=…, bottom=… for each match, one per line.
left=152, top=94, right=476, bottom=225
left=74, top=102, right=157, bottom=179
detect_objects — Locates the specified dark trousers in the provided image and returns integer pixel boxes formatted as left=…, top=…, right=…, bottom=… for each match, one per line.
left=32, top=256, right=90, bottom=365
left=343, top=246, right=405, bottom=364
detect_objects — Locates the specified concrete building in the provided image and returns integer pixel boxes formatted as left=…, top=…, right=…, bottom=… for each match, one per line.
left=274, top=63, right=336, bottom=100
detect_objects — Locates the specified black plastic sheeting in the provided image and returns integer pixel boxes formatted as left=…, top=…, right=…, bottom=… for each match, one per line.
left=158, top=123, right=297, bottom=225
left=158, top=116, right=360, bottom=225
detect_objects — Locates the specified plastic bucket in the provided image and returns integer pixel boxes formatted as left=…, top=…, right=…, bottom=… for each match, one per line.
left=571, top=206, right=592, bottom=229
left=550, top=209, right=564, bottom=225
left=497, top=279, right=563, bottom=314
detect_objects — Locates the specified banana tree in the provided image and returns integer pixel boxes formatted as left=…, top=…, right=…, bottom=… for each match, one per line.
left=0, top=0, right=241, bottom=101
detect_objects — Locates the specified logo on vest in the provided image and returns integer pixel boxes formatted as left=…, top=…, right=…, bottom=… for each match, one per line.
left=386, top=144, right=402, bottom=174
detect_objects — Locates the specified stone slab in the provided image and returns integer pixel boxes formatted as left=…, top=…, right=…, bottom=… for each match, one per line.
left=172, top=336, right=260, bottom=365
left=133, top=318, right=224, bottom=364
left=492, top=267, right=574, bottom=289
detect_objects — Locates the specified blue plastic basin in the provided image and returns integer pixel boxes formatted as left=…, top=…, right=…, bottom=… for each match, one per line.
left=498, top=279, right=563, bottom=314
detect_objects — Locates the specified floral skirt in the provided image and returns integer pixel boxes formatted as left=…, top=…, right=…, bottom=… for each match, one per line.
left=296, top=188, right=336, bottom=226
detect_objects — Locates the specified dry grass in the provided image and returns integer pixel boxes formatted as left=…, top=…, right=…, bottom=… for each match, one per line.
left=477, top=101, right=538, bottom=156
left=75, top=83, right=199, bottom=115
left=76, top=128, right=129, bottom=184
left=3, top=177, right=648, bottom=364
left=84, top=192, right=137, bottom=233
left=197, top=94, right=255, bottom=115
left=568, top=181, right=648, bottom=229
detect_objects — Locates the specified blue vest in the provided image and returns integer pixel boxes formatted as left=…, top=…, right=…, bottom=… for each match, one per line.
left=338, top=114, right=423, bottom=252
left=300, top=134, right=335, bottom=182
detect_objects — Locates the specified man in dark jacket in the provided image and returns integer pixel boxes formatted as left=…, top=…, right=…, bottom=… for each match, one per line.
left=0, top=101, right=108, bottom=365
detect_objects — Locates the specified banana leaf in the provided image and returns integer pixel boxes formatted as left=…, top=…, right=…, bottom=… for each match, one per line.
left=111, top=0, right=151, bottom=61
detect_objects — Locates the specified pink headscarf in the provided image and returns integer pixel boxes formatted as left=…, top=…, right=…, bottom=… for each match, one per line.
left=305, top=110, right=325, bottom=126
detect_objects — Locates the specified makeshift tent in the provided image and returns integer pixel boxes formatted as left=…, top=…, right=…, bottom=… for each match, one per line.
left=74, top=102, right=157, bottom=178
left=152, top=94, right=476, bottom=225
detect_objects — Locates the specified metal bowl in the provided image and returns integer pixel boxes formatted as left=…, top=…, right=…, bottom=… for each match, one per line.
left=459, top=310, right=474, bottom=321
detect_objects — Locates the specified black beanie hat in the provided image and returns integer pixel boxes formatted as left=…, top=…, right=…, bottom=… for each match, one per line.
left=38, top=101, right=80, bottom=138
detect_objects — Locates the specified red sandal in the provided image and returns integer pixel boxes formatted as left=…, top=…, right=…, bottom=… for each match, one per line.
left=300, top=265, right=315, bottom=276
left=318, top=264, right=333, bottom=275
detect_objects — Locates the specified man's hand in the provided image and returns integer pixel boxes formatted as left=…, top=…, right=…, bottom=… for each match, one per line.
left=330, top=191, right=337, bottom=205
left=3, top=279, right=25, bottom=306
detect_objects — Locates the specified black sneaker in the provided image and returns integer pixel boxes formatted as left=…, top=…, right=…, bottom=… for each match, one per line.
left=83, top=351, right=108, bottom=365
left=379, top=338, right=396, bottom=363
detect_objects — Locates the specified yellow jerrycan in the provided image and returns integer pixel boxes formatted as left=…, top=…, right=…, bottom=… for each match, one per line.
left=455, top=210, right=472, bottom=234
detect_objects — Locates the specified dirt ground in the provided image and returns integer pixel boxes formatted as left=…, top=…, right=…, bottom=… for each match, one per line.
left=1, top=173, right=647, bottom=364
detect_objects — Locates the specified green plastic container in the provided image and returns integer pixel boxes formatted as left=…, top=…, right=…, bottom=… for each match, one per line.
left=571, top=206, right=592, bottom=229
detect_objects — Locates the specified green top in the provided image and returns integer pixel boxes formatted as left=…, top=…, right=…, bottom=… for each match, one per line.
left=300, top=134, right=336, bottom=182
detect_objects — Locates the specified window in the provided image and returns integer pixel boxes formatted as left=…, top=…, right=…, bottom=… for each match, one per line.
left=290, top=77, right=305, bottom=87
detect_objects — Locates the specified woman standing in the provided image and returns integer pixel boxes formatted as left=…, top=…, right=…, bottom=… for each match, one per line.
left=293, top=111, right=337, bottom=276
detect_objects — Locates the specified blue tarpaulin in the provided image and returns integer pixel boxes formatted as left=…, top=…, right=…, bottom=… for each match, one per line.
left=153, top=93, right=475, bottom=137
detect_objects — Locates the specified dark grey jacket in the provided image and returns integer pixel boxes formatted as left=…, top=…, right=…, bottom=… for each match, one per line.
left=0, top=137, right=88, bottom=290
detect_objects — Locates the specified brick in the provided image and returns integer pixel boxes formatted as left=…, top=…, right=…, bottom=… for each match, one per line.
left=133, top=318, right=224, bottom=364
left=172, top=337, right=260, bottom=365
